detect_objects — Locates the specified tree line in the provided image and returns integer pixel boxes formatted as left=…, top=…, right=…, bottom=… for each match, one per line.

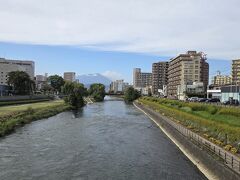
left=6, top=71, right=106, bottom=108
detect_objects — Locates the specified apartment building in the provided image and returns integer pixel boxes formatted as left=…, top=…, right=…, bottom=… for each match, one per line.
left=64, top=72, right=76, bottom=82
left=213, top=74, right=231, bottom=86
left=232, top=59, right=240, bottom=84
left=167, top=51, right=209, bottom=100
left=0, top=58, right=35, bottom=85
left=133, top=68, right=152, bottom=89
left=110, top=80, right=129, bottom=93
left=152, top=61, right=169, bottom=95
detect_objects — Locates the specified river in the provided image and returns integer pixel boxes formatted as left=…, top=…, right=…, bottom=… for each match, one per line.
left=0, top=97, right=206, bottom=180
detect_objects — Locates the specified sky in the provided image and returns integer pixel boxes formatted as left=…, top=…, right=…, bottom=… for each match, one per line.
left=0, top=0, right=239, bottom=82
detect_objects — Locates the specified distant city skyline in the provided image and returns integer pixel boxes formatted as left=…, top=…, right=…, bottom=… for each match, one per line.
left=0, top=1, right=239, bottom=83
left=0, top=42, right=232, bottom=83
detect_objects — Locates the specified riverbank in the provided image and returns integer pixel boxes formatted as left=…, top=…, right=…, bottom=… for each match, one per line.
left=0, top=100, right=71, bottom=137
left=134, top=101, right=240, bottom=180
left=139, top=97, right=240, bottom=151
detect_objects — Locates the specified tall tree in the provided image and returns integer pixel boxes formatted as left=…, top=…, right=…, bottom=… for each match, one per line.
left=7, top=71, right=35, bottom=95
left=88, top=83, right=105, bottom=102
left=62, top=81, right=86, bottom=109
left=124, top=87, right=140, bottom=103
left=48, top=75, right=64, bottom=93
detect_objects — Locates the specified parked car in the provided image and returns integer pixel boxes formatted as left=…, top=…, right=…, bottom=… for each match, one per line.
left=206, top=98, right=220, bottom=103
left=223, top=99, right=239, bottom=106
left=198, top=98, right=208, bottom=102
left=188, top=97, right=199, bottom=102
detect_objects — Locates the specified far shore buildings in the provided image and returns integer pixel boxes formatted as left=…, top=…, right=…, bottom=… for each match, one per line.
left=64, top=72, right=76, bottom=82
left=167, top=51, right=209, bottom=100
left=109, top=80, right=129, bottom=94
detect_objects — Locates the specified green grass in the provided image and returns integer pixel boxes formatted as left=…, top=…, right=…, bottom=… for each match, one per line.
left=138, top=97, right=240, bottom=147
left=0, top=100, right=71, bottom=137
left=0, top=99, right=51, bottom=107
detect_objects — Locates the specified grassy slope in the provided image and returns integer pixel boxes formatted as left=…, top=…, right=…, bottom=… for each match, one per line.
left=0, top=100, right=71, bottom=136
left=138, top=97, right=240, bottom=147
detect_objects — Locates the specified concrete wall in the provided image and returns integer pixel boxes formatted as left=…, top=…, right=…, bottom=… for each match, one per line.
left=134, top=102, right=240, bottom=180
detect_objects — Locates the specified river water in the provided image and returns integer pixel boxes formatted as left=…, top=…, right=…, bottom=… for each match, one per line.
left=0, top=97, right=206, bottom=180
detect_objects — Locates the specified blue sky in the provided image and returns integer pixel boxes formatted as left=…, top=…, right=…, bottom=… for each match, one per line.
left=0, top=42, right=231, bottom=83
left=0, top=0, right=238, bottom=83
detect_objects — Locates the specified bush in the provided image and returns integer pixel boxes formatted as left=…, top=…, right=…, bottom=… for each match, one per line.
left=218, top=108, right=240, bottom=117
left=124, top=87, right=140, bottom=103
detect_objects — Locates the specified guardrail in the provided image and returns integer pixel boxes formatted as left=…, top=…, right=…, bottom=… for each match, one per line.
left=134, top=102, right=240, bottom=175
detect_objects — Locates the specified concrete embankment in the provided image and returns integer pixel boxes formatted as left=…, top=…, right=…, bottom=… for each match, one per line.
left=133, top=102, right=240, bottom=180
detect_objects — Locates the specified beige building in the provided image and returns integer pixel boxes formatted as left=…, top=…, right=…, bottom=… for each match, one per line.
left=232, top=59, right=240, bottom=84
left=168, top=51, right=209, bottom=100
left=152, top=61, right=169, bottom=95
left=64, top=72, right=76, bottom=82
left=133, top=68, right=152, bottom=88
left=0, top=58, right=35, bottom=85
left=213, top=74, right=231, bottom=86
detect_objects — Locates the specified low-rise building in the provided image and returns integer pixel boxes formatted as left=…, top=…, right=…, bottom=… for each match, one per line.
left=221, top=85, right=240, bottom=102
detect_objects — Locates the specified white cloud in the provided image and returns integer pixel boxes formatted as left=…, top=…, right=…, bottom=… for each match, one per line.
left=0, top=0, right=240, bottom=59
left=101, top=71, right=123, bottom=81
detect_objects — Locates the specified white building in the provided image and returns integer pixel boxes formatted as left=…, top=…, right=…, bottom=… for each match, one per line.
left=0, top=58, right=35, bottom=85
left=177, top=82, right=205, bottom=100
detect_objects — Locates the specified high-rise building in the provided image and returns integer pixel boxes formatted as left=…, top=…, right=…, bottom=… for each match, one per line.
left=152, top=61, right=169, bottom=95
left=0, top=58, right=35, bottom=85
left=232, top=59, right=240, bottom=85
left=64, top=72, right=76, bottom=82
left=167, top=51, right=209, bottom=100
left=133, top=68, right=152, bottom=88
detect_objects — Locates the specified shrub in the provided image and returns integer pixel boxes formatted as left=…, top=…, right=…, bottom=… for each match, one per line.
left=218, top=108, right=240, bottom=117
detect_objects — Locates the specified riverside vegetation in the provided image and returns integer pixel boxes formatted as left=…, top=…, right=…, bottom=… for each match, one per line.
left=138, top=97, right=240, bottom=154
left=0, top=100, right=70, bottom=136
left=124, top=87, right=141, bottom=103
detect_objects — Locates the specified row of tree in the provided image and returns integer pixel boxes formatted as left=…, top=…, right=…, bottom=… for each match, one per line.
left=7, top=71, right=106, bottom=107
left=7, top=71, right=142, bottom=105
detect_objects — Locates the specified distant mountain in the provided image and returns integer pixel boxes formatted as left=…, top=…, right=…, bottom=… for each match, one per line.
left=76, top=73, right=111, bottom=90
